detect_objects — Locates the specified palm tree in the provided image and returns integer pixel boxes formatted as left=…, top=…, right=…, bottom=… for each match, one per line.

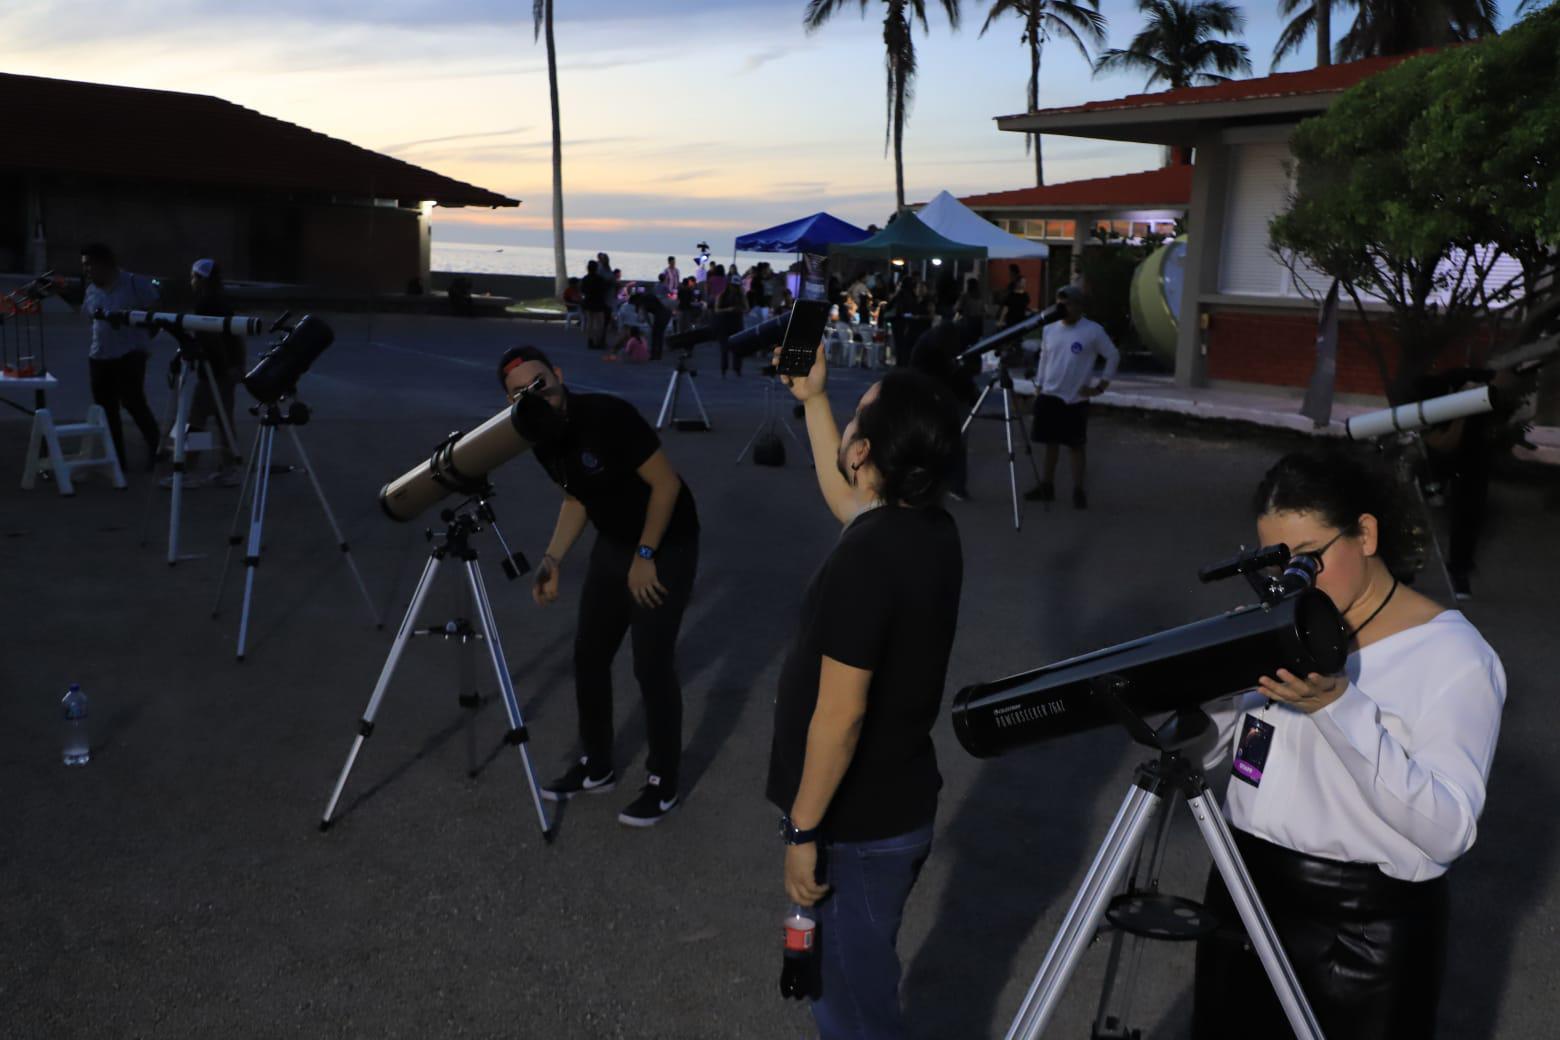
left=1272, top=0, right=1343, bottom=70
left=1336, top=0, right=1498, bottom=61
left=804, top=0, right=962, bottom=212
left=534, top=0, right=567, bottom=298
left=1093, top=1, right=1252, bottom=91
left=980, top=1, right=1107, bottom=186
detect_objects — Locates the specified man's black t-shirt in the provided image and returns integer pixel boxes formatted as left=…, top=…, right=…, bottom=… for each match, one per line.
left=767, top=506, right=963, bottom=843
left=580, top=272, right=609, bottom=312
left=532, top=392, right=698, bottom=546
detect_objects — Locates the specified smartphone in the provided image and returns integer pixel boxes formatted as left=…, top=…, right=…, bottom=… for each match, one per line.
left=775, top=299, right=832, bottom=378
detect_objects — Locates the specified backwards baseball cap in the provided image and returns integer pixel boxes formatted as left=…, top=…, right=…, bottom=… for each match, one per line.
left=191, top=258, right=216, bottom=279
left=1056, top=284, right=1084, bottom=303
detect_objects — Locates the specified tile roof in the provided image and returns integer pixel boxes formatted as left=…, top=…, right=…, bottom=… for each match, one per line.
left=1, top=73, right=518, bottom=208
left=960, top=165, right=1193, bottom=209
left=1003, top=53, right=1416, bottom=121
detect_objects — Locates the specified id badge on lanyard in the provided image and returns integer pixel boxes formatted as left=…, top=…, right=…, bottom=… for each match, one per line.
left=1233, top=713, right=1275, bottom=788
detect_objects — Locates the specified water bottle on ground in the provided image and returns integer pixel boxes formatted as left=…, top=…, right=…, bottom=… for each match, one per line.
left=780, top=903, right=817, bottom=1000
left=61, top=683, right=90, bottom=766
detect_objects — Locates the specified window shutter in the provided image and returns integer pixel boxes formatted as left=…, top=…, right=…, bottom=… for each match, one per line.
left=1219, top=142, right=1295, bottom=297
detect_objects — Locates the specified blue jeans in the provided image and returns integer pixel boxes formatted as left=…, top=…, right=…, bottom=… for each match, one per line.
left=812, top=823, right=935, bottom=1040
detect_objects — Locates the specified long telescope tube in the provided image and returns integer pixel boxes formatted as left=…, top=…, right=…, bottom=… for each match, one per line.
left=956, top=304, right=1065, bottom=364
left=93, top=309, right=265, bottom=337
left=950, top=588, right=1348, bottom=759
left=379, top=402, right=535, bottom=522
left=1344, top=386, right=1495, bottom=441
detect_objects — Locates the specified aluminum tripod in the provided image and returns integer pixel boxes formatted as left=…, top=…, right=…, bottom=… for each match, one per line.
left=319, top=498, right=554, bottom=840
left=1002, top=682, right=1323, bottom=1040
left=656, top=350, right=712, bottom=431
left=210, top=399, right=379, bottom=660
left=962, top=365, right=1042, bottom=531
left=140, top=349, right=241, bottom=564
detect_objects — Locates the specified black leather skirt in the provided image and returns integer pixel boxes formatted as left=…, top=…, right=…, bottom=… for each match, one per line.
left=1192, top=828, right=1449, bottom=1040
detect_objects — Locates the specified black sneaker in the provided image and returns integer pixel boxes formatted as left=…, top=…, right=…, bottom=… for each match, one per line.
left=541, top=756, right=617, bottom=802
left=1073, top=487, right=1088, bottom=510
left=617, top=774, right=679, bottom=827
left=1451, top=573, right=1473, bottom=602
left=1024, top=482, right=1055, bottom=503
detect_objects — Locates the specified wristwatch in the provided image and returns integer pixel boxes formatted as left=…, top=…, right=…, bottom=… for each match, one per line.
left=636, top=544, right=657, bottom=560
left=779, top=814, right=820, bottom=846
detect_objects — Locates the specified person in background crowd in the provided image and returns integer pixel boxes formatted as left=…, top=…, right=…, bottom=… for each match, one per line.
left=580, top=260, right=610, bottom=350
left=998, top=264, right=1030, bottom=329
left=177, top=258, right=243, bottom=487
left=956, top=277, right=985, bottom=348
left=61, top=242, right=163, bottom=469
left=1024, top=285, right=1118, bottom=510
left=660, top=256, right=680, bottom=300
left=714, top=277, right=748, bottom=379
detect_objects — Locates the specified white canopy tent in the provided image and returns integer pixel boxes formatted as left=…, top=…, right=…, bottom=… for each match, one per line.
left=917, top=191, right=1050, bottom=258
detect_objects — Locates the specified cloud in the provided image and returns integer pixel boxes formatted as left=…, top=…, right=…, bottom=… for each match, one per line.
left=380, top=125, right=533, bottom=156
left=742, top=47, right=794, bottom=73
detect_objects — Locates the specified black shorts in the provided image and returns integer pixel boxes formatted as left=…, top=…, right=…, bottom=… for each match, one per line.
left=1031, top=394, right=1089, bottom=447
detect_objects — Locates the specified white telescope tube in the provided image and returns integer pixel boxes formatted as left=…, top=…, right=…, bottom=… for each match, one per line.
left=1344, top=386, right=1495, bottom=441
left=94, top=309, right=265, bottom=336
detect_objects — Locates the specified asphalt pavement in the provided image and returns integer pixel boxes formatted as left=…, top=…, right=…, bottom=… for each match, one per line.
left=2, top=312, right=1557, bottom=1038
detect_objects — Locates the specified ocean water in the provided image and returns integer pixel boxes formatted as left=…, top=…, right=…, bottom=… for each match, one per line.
left=432, top=241, right=780, bottom=283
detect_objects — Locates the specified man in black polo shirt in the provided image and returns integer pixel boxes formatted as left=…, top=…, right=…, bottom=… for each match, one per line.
left=771, top=345, right=964, bottom=1037
left=499, top=345, right=699, bottom=826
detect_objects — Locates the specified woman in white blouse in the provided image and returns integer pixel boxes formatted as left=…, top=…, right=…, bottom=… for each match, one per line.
left=1194, top=448, right=1506, bottom=1040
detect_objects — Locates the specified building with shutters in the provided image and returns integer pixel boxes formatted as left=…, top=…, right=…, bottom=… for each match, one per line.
left=0, top=73, right=518, bottom=294
left=994, top=55, right=1521, bottom=396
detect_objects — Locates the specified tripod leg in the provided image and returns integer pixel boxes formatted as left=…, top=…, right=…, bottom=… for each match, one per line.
left=1092, top=798, right=1179, bottom=1038
left=166, top=364, right=201, bottom=565
left=285, top=425, right=381, bottom=628
left=1001, top=386, right=1022, bottom=532
left=138, top=363, right=185, bottom=547
left=457, top=580, right=481, bottom=775
left=656, top=370, right=678, bottom=429
left=1186, top=792, right=1324, bottom=1040
left=211, top=423, right=264, bottom=619
left=1005, top=784, right=1163, bottom=1040
left=200, top=359, right=241, bottom=465
left=685, top=370, right=712, bottom=429
left=961, top=382, right=995, bottom=435
left=321, top=554, right=444, bottom=830
left=465, top=560, right=554, bottom=841
left=235, top=425, right=276, bottom=661
left=1405, top=436, right=1457, bottom=596
left=1011, top=388, right=1043, bottom=485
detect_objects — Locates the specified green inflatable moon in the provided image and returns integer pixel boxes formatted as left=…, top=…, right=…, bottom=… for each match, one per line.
left=1130, top=236, right=1187, bottom=365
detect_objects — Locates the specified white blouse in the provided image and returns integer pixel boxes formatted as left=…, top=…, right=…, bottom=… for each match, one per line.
left=1203, top=611, right=1506, bottom=882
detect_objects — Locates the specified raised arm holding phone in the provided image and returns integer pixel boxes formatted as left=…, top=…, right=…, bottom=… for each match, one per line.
left=767, top=343, right=965, bottom=1038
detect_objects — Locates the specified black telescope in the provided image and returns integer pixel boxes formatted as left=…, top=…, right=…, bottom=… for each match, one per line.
left=956, top=302, right=1066, bottom=364
left=243, top=315, right=332, bottom=404
left=950, top=545, right=1349, bottom=758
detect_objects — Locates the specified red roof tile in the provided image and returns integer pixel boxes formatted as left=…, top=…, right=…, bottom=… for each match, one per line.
left=0, top=73, right=518, bottom=208
left=1005, top=53, right=1416, bottom=121
left=961, top=166, right=1193, bottom=209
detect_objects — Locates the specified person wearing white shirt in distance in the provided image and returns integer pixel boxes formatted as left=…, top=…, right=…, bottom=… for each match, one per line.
left=1023, top=284, right=1118, bottom=509
left=1193, top=447, right=1506, bottom=1040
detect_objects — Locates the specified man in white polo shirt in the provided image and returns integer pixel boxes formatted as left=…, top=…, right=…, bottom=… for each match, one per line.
left=1025, top=285, right=1118, bottom=509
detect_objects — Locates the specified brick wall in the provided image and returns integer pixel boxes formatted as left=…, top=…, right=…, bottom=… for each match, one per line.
left=1207, top=307, right=1396, bottom=395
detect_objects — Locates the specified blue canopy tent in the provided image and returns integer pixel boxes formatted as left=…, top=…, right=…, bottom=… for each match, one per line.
left=734, top=212, right=870, bottom=254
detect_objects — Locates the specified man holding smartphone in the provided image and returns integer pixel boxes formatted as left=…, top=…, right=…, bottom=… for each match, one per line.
left=498, top=345, right=699, bottom=827
left=771, top=344, right=965, bottom=1037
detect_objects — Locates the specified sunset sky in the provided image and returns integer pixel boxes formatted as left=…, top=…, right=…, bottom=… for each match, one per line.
left=5, top=1, right=1524, bottom=257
